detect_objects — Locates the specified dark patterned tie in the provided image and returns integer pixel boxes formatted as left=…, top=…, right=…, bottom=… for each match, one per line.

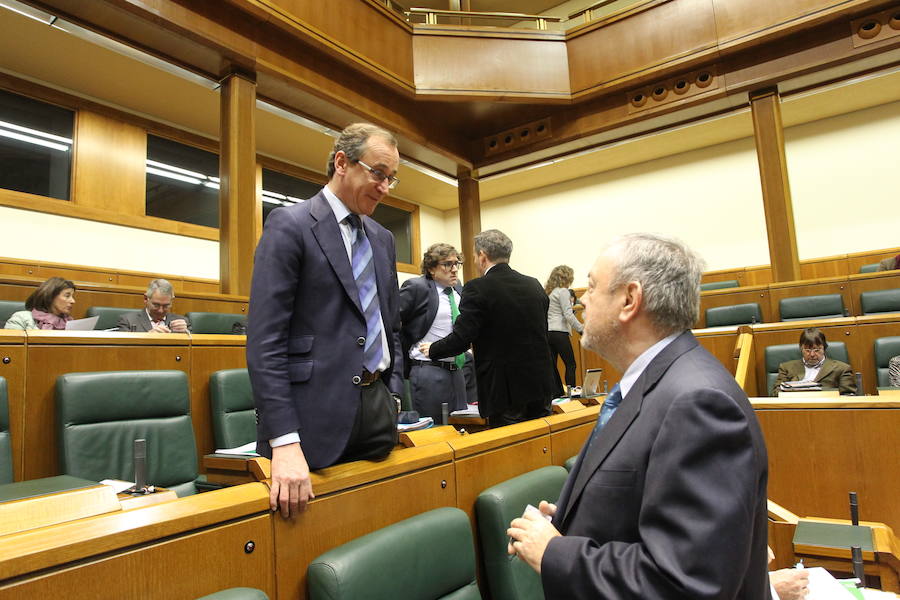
left=346, top=214, right=384, bottom=373
left=444, top=287, right=466, bottom=369
left=586, top=383, right=622, bottom=451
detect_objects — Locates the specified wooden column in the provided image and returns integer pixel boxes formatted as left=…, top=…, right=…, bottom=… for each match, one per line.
left=457, top=167, right=482, bottom=282
left=750, top=87, right=801, bottom=283
left=219, top=72, right=259, bottom=296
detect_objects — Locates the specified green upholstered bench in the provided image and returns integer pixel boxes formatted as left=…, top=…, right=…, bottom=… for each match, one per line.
left=564, top=454, right=578, bottom=472
left=860, top=289, right=900, bottom=315
left=0, top=300, right=25, bottom=328
left=86, top=306, right=141, bottom=330
left=0, top=376, right=12, bottom=484
left=779, top=294, right=846, bottom=321
left=765, top=342, right=849, bottom=396
left=874, top=336, right=900, bottom=387
left=705, top=302, right=762, bottom=327
left=210, top=368, right=256, bottom=449
left=700, top=280, right=739, bottom=291
left=56, top=370, right=200, bottom=497
left=307, top=507, right=481, bottom=600
left=476, top=466, right=568, bottom=600
left=186, top=312, right=247, bottom=334
left=858, top=263, right=879, bottom=273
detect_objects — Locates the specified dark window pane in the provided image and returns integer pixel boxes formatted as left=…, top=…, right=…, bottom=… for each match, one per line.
left=0, top=89, right=73, bottom=200
left=146, top=135, right=219, bottom=228
left=261, top=168, right=320, bottom=223
left=372, top=203, right=412, bottom=264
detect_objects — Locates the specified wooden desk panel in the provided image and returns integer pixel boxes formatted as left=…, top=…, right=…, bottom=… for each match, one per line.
left=0, top=331, right=25, bottom=481
left=855, top=315, right=900, bottom=395
left=695, top=330, right=741, bottom=376
left=850, top=272, right=900, bottom=307
left=767, top=278, right=854, bottom=320
left=754, top=403, right=900, bottom=534
left=22, top=334, right=190, bottom=479
left=545, top=407, right=598, bottom=467
left=698, top=286, right=771, bottom=328
left=190, top=337, right=247, bottom=461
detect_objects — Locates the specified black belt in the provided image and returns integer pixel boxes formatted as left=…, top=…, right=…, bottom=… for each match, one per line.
left=411, top=359, right=459, bottom=372
left=358, top=370, right=382, bottom=386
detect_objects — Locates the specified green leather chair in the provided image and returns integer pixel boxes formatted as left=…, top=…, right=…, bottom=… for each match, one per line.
left=194, top=588, right=268, bottom=600
left=858, top=263, right=879, bottom=273
left=86, top=306, right=141, bottom=330
left=307, top=507, right=481, bottom=600
left=765, top=342, right=850, bottom=396
left=0, top=377, right=12, bottom=484
left=700, top=280, right=739, bottom=291
left=56, top=370, right=200, bottom=497
left=874, top=336, right=900, bottom=388
left=705, top=302, right=762, bottom=327
left=0, top=300, right=25, bottom=328
left=186, top=312, right=247, bottom=334
left=563, top=455, right=578, bottom=472
left=860, top=289, right=900, bottom=315
left=779, top=294, right=845, bottom=321
left=475, top=466, right=568, bottom=600
left=210, top=368, right=256, bottom=449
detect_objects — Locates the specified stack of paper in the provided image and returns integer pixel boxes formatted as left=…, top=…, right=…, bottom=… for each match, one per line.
left=781, top=380, right=823, bottom=392
left=397, top=417, right=434, bottom=432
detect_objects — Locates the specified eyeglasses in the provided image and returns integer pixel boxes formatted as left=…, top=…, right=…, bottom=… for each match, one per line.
left=438, top=261, right=462, bottom=269
left=356, top=160, right=399, bottom=190
left=801, top=346, right=824, bottom=355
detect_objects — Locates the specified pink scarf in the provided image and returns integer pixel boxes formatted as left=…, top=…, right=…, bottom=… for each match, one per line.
left=31, top=309, right=72, bottom=330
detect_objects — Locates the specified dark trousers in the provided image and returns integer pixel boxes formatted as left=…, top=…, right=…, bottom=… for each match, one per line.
left=486, top=399, right=551, bottom=429
left=409, top=362, right=467, bottom=422
left=339, top=379, right=398, bottom=464
left=548, top=330, right=577, bottom=394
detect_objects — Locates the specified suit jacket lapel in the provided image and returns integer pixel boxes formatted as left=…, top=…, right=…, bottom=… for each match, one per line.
left=138, top=310, right=152, bottom=331
left=424, top=279, right=439, bottom=327
left=814, top=359, right=834, bottom=383
left=309, top=192, right=364, bottom=315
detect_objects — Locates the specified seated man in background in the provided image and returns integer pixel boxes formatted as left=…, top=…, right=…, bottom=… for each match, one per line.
left=877, top=254, right=899, bottom=271
left=890, top=355, right=900, bottom=387
left=772, top=327, right=856, bottom=395
left=117, top=278, right=190, bottom=333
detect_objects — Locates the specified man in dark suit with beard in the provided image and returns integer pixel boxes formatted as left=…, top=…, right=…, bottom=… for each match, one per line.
left=507, top=233, right=771, bottom=599
left=421, top=229, right=555, bottom=428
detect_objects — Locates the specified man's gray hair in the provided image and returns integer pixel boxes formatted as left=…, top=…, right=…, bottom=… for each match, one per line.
left=474, top=229, right=513, bottom=263
left=326, top=122, right=398, bottom=179
left=146, top=278, right=175, bottom=298
left=605, top=233, right=705, bottom=335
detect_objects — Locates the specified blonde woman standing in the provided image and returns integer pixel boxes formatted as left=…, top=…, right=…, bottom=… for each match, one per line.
left=544, top=265, right=583, bottom=397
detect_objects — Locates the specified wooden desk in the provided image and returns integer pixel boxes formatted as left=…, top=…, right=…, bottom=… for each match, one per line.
left=189, top=334, right=247, bottom=461
left=544, top=405, right=599, bottom=466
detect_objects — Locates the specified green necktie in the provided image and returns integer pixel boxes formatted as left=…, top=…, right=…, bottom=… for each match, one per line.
left=445, top=288, right=466, bottom=369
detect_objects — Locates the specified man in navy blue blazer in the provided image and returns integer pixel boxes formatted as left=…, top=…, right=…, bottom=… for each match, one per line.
left=247, top=123, right=404, bottom=518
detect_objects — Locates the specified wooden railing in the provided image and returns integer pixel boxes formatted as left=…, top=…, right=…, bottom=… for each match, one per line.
left=406, top=7, right=564, bottom=30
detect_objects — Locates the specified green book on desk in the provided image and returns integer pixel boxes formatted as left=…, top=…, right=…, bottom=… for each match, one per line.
left=0, top=475, right=98, bottom=504
left=793, top=520, right=875, bottom=552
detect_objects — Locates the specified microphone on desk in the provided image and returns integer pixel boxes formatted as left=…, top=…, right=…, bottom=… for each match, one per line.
left=851, top=545, right=866, bottom=587
left=441, top=402, right=449, bottom=426
left=849, top=491, right=859, bottom=526
left=125, top=438, right=153, bottom=495
left=855, top=372, right=864, bottom=396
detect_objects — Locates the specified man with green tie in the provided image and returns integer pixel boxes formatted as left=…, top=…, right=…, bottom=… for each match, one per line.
left=399, top=243, right=470, bottom=420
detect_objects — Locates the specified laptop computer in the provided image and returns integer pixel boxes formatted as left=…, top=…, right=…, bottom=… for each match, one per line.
left=580, top=368, right=604, bottom=398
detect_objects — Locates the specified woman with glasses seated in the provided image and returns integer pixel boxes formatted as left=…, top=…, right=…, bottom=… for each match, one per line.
left=5, top=276, right=76, bottom=330
left=771, top=327, right=856, bottom=396
left=544, top=265, right=583, bottom=397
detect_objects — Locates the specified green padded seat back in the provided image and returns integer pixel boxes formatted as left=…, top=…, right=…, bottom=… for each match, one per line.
left=56, top=370, right=198, bottom=496
left=475, top=466, right=569, bottom=600
left=860, top=289, right=900, bottom=315
left=874, top=337, right=900, bottom=387
left=194, top=588, right=269, bottom=600
left=308, top=507, right=481, bottom=600
left=86, top=306, right=141, bottom=330
left=186, top=312, right=247, bottom=334
left=563, top=455, right=578, bottom=472
left=779, top=294, right=845, bottom=321
left=705, top=303, right=762, bottom=327
left=700, top=280, right=739, bottom=291
left=858, top=263, right=879, bottom=274
left=765, top=342, right=849, bottom=396
left=0, top=300, right=26, bottom=328
left=210, top=369, right=256, bottom=449
left=0, top=377, right=12, bottom=484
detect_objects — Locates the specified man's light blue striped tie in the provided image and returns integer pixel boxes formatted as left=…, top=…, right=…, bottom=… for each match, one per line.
left=346, top=214, right=384, bottom=373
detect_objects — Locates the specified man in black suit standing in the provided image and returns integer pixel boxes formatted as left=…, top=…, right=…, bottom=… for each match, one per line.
left=507, top=233, right=771, bottom=599
left=399, top=243, right=469, bottom=420
left=421, top=229, right=555, bottom=428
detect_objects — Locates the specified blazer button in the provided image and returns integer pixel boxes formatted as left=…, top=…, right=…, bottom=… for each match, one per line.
left=356, top=336, right=366, bottom=346
left=352, top=375, right=362, bottom=385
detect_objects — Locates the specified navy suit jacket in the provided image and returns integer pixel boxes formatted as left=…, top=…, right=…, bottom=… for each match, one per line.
left=246, top=191, right=403, bottom=470
left=542, top=332, right=771, bottom=599
left=398, top=275, right=462, bottom=378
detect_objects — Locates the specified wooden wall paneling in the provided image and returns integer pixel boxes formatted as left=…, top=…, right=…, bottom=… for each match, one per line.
left=0, top=330, right=26, bottom=481
left=854, top=315, right=900, bottom=394
left=850, top=272, right=900, bottom=313
left=698, top=285, right=771, bottom=328
left=273, top=445, right=456, bottom=600
left=750, top=88, right=801, bottom=283
left=21, top=333, right=191, bottom=479
left=767, top=277, right=854, bottom=320
left=72, top=110, right=146, bottom=216
left=116, top=273, right=174, bottom=291
left=799, top=253, right=850, bottom=280
left=457, top=167, right=482, bottom=283
left=0, top=280, right=44, bottom=304
left=754, top=403, right=900, bottom=534
left=412, top=32, right=569, bottom=99
left=694, top=330, right=742, bottom=375
left=190, top=336, right=248, bottom=460
left=743, top=265, right=773, bottom=286
left=750, top=320, right=859, bottom=396
left=701, top=267, right=746, bottom=285
left=179, top=279, right=221, bottom=294
left=544, top=406, right=599, bottom=466
left=0, top=261, right=37, bottom=277
left=567, top=0, right=718, bottom=98
left=35, top=265, right=117, bottom=286
left=847, top=247, right=900, bottom=274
